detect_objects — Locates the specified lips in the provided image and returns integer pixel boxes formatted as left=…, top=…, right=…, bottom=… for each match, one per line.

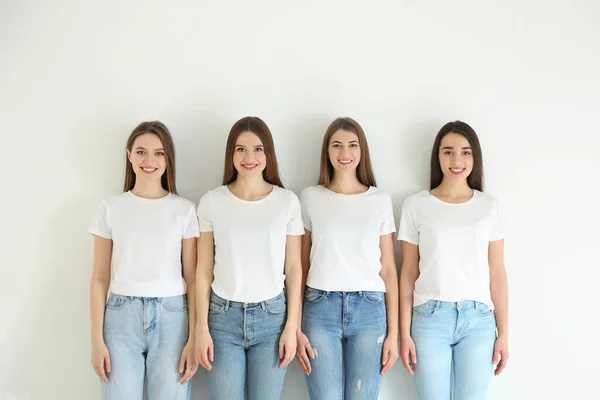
left=241, top=163, right=258, bottom=171
left=338, top=159, right=353, bottom=165
left=449, top=168, right=465, bottom=176
left=141, top=167, right=158, bottom=174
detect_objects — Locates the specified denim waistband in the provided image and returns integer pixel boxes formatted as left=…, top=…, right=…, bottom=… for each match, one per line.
left=110, top=293, right=186, bottom=302
left=422, top=300, right=484, bottom=311
left=307, top=288, right=383, bottom=296
left=210, top=290, right=285, bottom=310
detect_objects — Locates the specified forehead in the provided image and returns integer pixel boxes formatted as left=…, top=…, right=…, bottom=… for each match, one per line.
left=235, top=131, right=263, bottom=146
left=440, top=132, right=471, bottom=148
left=133, top=133, right=163, bottom=149
left=330, top=129, right=358, bottom=143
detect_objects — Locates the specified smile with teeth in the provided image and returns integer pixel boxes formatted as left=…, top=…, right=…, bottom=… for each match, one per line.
left=241, top=163, right=258, bottom=171
left=338, top=159, right=353, bottom=165
left=450, top=167, right=465, bottom=175
left=141, top=166, right=158, bottom=174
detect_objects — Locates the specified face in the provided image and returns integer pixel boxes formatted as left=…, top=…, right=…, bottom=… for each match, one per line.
left=127, top=133, right=167, bottom=181
left=438, top=132, right=474, bottom=182
left=328, top=129, right=361, bottom=172
left=232, top=131, right=267, bottom=178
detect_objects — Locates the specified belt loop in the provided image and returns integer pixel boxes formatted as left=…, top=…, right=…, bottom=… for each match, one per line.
left=475, top=301, right=479, bottom=309
left=325, top=291, right=330, bottom=296
left=261, top=301, right=266, bottom=311
left=358, top=291, right=363, bottom=296
left=225, top=300, right=230, bottom=312
left=435, top=301, right=441, bottom=312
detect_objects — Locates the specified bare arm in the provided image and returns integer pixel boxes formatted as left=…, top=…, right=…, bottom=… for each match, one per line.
left=182, top=238, right=198, bottom=339
left=90, top=236, right=112, bottom=344
left=284, top=235, right=303, bottom=332
left=89, top=235, right=112, bottom=382
left=298, top=230, right=312, bottom=327
left=195, top=232, right=214, bottom=334
left=380, top=234, right=399, bottom=337
left=399, top=240, right=419, bottom=375
left=379, top=233, right=400, bottom=374
left=489, top=239, right=509, bottom=375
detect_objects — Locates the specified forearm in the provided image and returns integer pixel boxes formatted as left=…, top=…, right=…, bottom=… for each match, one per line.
left=186, top=279, right=197, bottom=338
left=285, top=263, right=302, bottom=332
left=195, top=267, right=213, bottom=333
left=491, top=267, right=509, bottom=337
left=399, top=269, right=416, bottom=338
left=381, top=267, right=399, bottom=336
left=90, top=278, right=109, bottom=343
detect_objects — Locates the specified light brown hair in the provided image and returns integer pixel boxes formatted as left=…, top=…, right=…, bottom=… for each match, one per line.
left=124, top=121, right=177, bottom=194
left=318, top=117, right=377, bottom=187
left=222, top=117, right=284, bottom=187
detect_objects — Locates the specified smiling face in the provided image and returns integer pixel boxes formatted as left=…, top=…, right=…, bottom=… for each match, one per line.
left=328, top=129, right=361, bottom=173
left=232, top=130, right=267, bottom=179
left=438, top=132, right=474, bottom=184
left=127, top=133, right=167, bottom=183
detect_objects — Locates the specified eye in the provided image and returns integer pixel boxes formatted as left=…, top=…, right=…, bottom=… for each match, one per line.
left=136, top=150, right=145, bottom=155
left=350, top=143, right=359, bottom=148
left=236, top=147, right=245, bottom=152
left=463, top=151, right=471, bottom=156
left=331, top=143, right=340, bottom=148
left=156, top=151, right=165, bottom=156
left=443, top=151, right=452, bottom=155
left=255, top=147, right=264, bottom=152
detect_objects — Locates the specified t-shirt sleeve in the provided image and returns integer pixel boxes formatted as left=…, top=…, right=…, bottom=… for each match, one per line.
left=89, top=201, right=111, bottom=239
left=490, top=199, right=504, bottom=241
left=183, top=204, right=200, bottom=239
left=196, top=192, right=214, bottom=232
left=398, top=196, right=419, bottom=245
left=287, top=192, right=305, bottom=236
left=299, top=188, right=312, bottom=232
left=380, top=194, right=396, bottom=235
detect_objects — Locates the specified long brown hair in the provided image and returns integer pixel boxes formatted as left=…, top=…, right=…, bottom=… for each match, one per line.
left=430, top=120, right=483, bottom=191
left=318, top=117, right=377, bottom=187
left=124, top=121, right=177, bottom=194
left=222, top=117, right=284, bottom=187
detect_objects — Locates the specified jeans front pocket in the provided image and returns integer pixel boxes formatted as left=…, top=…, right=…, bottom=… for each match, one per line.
left=413, top=300, right=437, bottom=317
left=362, top=291, right=385, bottom=304
left=105, top=293, right=131, bottom=310
left=265, top=292, right=287, bottom=315
left=476, top=302, right=494, bottom=317
left=162, top=295, right=188, bottom=312
left=304, top=287, right=326, bottom=304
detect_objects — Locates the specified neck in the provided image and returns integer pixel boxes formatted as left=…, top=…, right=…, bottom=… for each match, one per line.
left=229, top=175, right=272, bottom=200
left=433, top=179, right=473, bottom=198
left=131, top=179, right=168, bottom=199
left=328, top=171, right=367, bottom=195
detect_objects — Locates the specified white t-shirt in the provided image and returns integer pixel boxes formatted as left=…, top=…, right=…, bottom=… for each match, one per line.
left=300, top=185, right=396, bottom=292
left=398, top=190, right=504, bottom=309
left=197, top=185, right=305, bottom=303
left=89, top=191, right=200, bottom=297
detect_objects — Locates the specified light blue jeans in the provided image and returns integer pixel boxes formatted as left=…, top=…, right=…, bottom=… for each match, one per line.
left=101, top=294, right=190, bottom=400
left=206, top=290, right=288, bottom=400
left=411, top=300, right=497, bottom=400
left=302, top=288, right=388, bottom=400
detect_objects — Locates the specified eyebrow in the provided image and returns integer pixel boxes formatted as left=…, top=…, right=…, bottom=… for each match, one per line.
left=135, top=146, right=165, bottom=151
left=441, top=146, right=471, bottom=150
left=235, top=144, right=264, bottom=148
left=331, top=140, right=359, bottom=144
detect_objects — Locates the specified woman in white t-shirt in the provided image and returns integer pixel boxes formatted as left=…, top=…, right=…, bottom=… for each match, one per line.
left=296, top=117, right=399, bottom=399
left=89, top=121, right=200, bottom=399
left=194, top=117, right=304, bottom=400
left=398, top=121, right=509, bottom=399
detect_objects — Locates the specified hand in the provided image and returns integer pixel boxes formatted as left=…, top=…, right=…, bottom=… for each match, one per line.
left=381, top=335, right=399, bottom=375
left=400, top=334, right=417, bottom=376
left=279, top=326, right=297, bottom=368
left=91, top=339, right=111, bottom=383
left=194, top=328, right=214, bottom=371
left=295, top=330, right=315, bottom=375
left=179, top=340, right=198, bottom=384
left=493, top=335, right=509, bottom=375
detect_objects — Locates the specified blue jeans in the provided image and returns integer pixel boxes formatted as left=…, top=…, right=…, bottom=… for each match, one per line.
left=101, top=294, right=190, bottom=400
left=302, top=288, right=387, bottom=400
left=207, top=290, right=288, bottom=400
left=411, top=300, right=497, bottom=400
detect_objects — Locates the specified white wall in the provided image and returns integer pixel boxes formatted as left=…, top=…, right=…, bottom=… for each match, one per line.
left=1, top=0, right=598, bottom=398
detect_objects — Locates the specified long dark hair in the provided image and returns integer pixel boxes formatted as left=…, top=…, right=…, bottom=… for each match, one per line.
left=430, top=120, right=483, bottom=191
left=222, top=117, right=284, bottom=187
left=318, top=117, right=377, bottom=187
left=124, top=121, right=177, bottom=194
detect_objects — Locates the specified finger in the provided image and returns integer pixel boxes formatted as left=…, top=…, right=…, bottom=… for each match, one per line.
left=305, top=342, right=316, bottom=359
left=495, top=355, right=508, bottom=376
left=411, top=347, right=417, bottom=364
left=401, top=352, right=414, bottom=376
left=208, top=344, right=214, bottom=362
left=179, top=354, right=186, bottom=374
left=298, top=355, right=310, bottom=375
left=382, top=349, right=390, bottom=366
left=382, top=354, right=398, bottom=375
left=280, top=346, right=292, bottom=368
left=279, top=341, right=284, bottom=360
left=181, top=360, right=191, bottom=384
left=201, top=351, right=212, bottom=371
left=97, top=363, right=108, bottom=383
left=105, top=355, right=111, bottom=374
left=492, top=347, right=501, bottom=365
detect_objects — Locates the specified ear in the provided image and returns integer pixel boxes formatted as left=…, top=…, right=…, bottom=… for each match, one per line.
left=126, top=149, right=132, bottom=163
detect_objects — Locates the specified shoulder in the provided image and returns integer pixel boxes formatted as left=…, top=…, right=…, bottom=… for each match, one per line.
left=273, top=186, right=300, bottom=204
left=101, top=192, right=133, bottom=209
left=167, top=194, right=196, bottom=211
left=401, top=190, right=430, bottom=210
left=299, top=185, right=321, bottom=201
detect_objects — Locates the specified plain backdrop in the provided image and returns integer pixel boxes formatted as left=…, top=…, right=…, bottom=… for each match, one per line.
left=1, top=0, right=598, bottom=399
